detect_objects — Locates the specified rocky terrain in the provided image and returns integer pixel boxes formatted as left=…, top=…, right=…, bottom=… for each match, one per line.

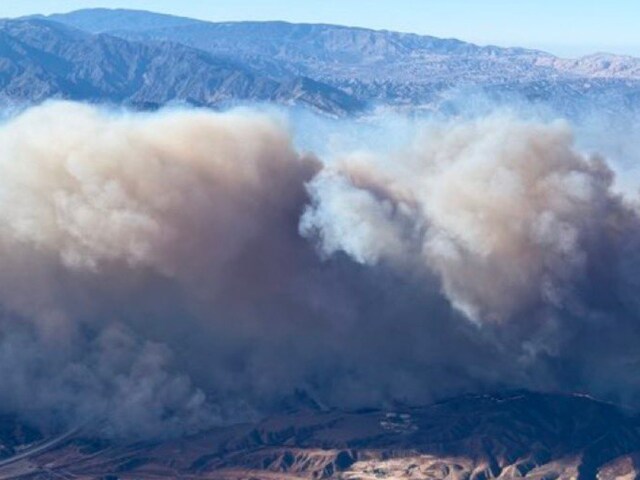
left=0, top=391, right=639, bottom=479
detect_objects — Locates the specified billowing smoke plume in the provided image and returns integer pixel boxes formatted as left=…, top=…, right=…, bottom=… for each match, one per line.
left=0, top=102, right=319, bottom=438
left=1, top=102, right=640, bottom=439
left=301, top=117, right=624, bottom=323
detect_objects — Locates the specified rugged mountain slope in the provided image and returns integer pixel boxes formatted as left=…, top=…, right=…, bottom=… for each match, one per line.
left=43, top=9, right=640, bottom=111
left=0, top=18, right=361, bottom=114
left=1, top=392, right=640, bottom=479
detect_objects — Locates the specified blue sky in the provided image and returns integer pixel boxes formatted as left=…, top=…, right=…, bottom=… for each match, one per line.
left=1, top=0, right=639, bottom=57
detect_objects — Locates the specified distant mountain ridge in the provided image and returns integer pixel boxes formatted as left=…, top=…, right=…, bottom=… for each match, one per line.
left=0, top=16, right=362, bottom=114
left=1, top=8, right=639, bottom=114
left=43, top=8, right=202, bottom=33
left=37, top=8, right=640, bottom=114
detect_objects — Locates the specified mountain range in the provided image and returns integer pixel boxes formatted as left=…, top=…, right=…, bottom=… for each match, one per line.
left=0, top=16, right=361, bottom=114
left=0, top=391, right=639, bottom=479
left=0, top=8, right=636, bottom=115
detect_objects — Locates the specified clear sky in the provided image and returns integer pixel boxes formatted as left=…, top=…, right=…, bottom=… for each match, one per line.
left=1, top=0, right=639, bottom=58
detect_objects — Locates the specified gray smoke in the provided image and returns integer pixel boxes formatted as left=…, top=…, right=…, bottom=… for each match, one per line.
left=301, top=117, right=618, bottom=322
left=0, top=101, right=319, bottom=438
left=301, top=114, right=640, bottom=404
left=1, top=101, right=640, bottom=439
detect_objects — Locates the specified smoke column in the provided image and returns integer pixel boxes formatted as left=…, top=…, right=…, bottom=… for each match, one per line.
left=0, top=102, right=639, bottom=438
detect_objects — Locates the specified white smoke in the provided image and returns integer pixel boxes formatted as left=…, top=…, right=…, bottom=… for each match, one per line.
left=299, top=113, right=640, bottom=407
left=301, top=116, right=627, bottom=323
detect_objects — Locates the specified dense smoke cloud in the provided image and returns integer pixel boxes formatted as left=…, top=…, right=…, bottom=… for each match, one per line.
left=301, top=117, right=622, bottom=322
left=0, top=102, right=319, bottom=438
left=0, top=102, right=640, bottom=439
